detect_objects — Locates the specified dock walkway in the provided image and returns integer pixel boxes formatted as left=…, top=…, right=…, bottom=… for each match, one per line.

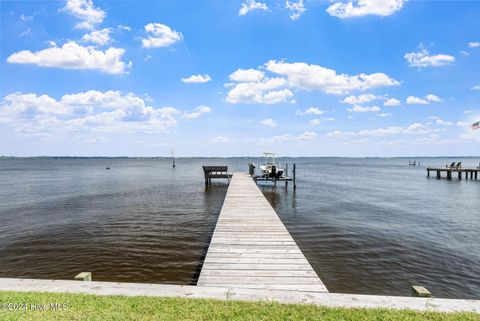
left=198, top=173, right=327, bottom=292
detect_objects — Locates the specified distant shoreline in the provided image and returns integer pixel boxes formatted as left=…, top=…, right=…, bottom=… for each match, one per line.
left=1, top=156, right=480, bottom=159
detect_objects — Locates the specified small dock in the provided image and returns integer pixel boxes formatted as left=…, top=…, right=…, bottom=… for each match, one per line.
left=427, top=167, right=479, bottom=180
left=198, top=173, right=327, bottom=292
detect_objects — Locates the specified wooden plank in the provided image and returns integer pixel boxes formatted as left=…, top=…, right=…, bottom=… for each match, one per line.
left=198, top=173, right=328, bottom=293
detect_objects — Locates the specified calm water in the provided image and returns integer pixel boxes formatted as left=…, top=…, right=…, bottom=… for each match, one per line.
left=0, top=157, right=479, bottom=299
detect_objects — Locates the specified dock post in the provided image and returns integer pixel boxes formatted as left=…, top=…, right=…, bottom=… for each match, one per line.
left=458, top=171, right=462, bottom=180
left=475, top=172, right=478, bottom=180
left=436, top=170, right=440, bottom=179
left=285, top=163, right=288, bottom=187
left=293, top=163, right=296, bottom=189
left=427, top=169, right=430, bottom=177
left=447, top=170, right=451, bottom=179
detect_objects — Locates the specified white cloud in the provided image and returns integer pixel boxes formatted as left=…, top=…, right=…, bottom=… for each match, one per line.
left=82, top=28, right=111, bottom=45
left=226, top=76, right=293, bottom=104
left=406, top=96, right=428, bottom=105
left=327, top=122, right=440, bottom=138
left=425, top=94, right=442, bottom=102
left=265, top=60, right=399, bottom=95
left=309, top=117, right=335, bottom=125
left=341, top=94, right=379, bottom=104
left=326, top=0, right=406, bottom=18
left=19, top=28, right=31, bottom=37
left=7, top=41, right=131, bottom=74
left=118, top=25, right=131, bottom=31
left=0, top=90, right=184, bottom=135
left=285, top=0, right=306, bottom=20
left=347, top=105, right=381, bottom=112
left=429, top=116, right=453, bottom=126
left=472, top=85, right=480, bottom=91
left=210, top=136, right=231, bottom=144
left=181, top=74, right=211, bottom=84
left=141, top=23, right=183, bottom=48
left=295, top=107, right=325, bottom=115
left=384, top=98, right=401, bottom=106
left=60, top=0, right=105, bottom=30
left=229, top=68, right=265, bottom=82
left=468, top=42, right=480, bottom=48
left=182, top=105, right=211, bottom=119
left=226, top=60, right=397, bottom=104
left=260, top=118, right=277, bottom=127
left=404, top=48, right=455, bottom=68
left=20, top=13, right=35, bottom=21
left=239, top=0, right=268, bottom=16
left=406, top=94, right=441, bottom=105
left=298, top=131, right=318, bottom=140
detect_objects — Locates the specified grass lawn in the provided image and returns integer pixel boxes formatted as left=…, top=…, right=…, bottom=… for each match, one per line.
left=0, top=291, right=478, bottom=321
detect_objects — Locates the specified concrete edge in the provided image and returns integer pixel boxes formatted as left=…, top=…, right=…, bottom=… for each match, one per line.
left=0, top=278, right=478, bottom=313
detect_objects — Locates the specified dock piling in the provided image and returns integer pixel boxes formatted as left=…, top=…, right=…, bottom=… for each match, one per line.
left=293, top=163, right=296, bottom=189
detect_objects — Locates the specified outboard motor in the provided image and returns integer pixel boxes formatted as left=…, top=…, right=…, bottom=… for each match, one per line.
left=270, top=165, right=276, bottom=178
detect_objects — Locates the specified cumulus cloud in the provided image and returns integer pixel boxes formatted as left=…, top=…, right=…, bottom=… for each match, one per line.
left=384, top=98, right=401, bottom=106
left=60, top=0, right=105, bottom=30
left=229, top=69, right=265, bottom=82
left=265, top=60, right=398, bottom=94
left=326, top=0, right=406, bottom=18
left=260, top=118, right=277, bottom=127
left=0, top=90, right=185, bottom=135
left=7, top=41, right=131, bottom=74
left=225, top=60, right=397, bottom=104
left=406, top=96, right=428, bottom=105
left=341, top=94, right=379, bottom=104
left=239, top=0, right=268, bottom=16
left=226, top=76, right=294, bottom=104
left=182, top=105, right=211, bottom=119
left=347, top=105, right=381, bottom=112
left=425, top=94, right=442, bottom=102
left=404, top=48, right=455, bottom=68
left=468, top=42, right=480, bottom=48
left=295, top=107, right=325, bottom=115
left=285, top=0, right=306, bottom=20
left=406, top=94, right=442, bottom=105
left=82, top=28, right=111, bottom=45
left=181, top=74, right=211, bottom=84
left=141, top=23, right=183, bottom=48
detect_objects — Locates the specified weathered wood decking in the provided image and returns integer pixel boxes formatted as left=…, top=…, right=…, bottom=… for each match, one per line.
left=198, top=173, right=328, bottom=292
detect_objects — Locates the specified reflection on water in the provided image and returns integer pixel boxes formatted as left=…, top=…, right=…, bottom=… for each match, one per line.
left=0, top=157, right=479, bottom=299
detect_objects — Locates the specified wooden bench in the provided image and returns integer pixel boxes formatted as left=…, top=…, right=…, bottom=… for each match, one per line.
left=202, top=166, right=232, bottom=185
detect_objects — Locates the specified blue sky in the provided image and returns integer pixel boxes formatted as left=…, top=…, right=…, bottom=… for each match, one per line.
left=1, top=0, right=479, bottom=157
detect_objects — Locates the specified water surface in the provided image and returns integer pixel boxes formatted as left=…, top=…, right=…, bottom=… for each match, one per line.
left=0, top=157, right=479, bottom=299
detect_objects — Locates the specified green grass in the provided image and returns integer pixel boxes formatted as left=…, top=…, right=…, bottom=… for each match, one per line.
left=0, top=291, right=478, bottom=321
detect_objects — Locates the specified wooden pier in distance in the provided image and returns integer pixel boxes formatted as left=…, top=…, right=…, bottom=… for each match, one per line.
left=198, top=173, right=327, bottom=292
left=427, top=167, right=479, bottom=180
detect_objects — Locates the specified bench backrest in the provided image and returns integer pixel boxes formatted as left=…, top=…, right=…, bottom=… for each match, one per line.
left=203, top=166, right=228, bottom=173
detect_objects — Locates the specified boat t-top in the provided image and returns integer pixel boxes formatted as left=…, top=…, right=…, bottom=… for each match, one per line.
left=260, top=152, right=284, bottom=179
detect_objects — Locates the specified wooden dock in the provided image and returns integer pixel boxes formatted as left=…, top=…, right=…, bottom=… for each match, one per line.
left=198, top=173, right=328, bottom=292
left=427, top=167, right=479, bottom=180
